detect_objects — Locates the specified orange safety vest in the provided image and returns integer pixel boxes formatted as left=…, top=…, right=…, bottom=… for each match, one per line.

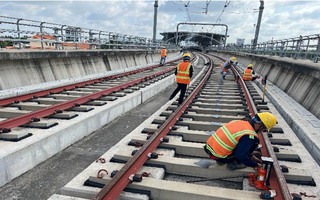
left=161, top=49, right=167, bottom=57
left=205, top=120, right=257, bottom=158
left=176, top=62, right=191, bottom=84
left=243, top=68, right=253, bottom=81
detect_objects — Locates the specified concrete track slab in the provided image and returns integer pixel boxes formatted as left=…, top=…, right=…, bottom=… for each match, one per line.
left=197, top=94, right=242, bottom=100
left=72, top=88, right=102, bottom=92
left=129, top=135, right=208, bottom=157
left=21, top=120, right=59, bottom=128
left=10, top=103, right=49, bottom=111
left=29, top=98, right=66, bottom=104
left=192, top=102, right=246, bottom=109
left=175, top=120, right=223, bottom=131
left=47, top=94, right=82, bottom=100
left=0, top=130, right=32, bottom=141
left=185, top=106, right=248, bottom=116
left=83, top=101, right=107, bottom=106
left=47, top=194, right=88, bottom=200
left=0, top=108, right=30, bottom=118
left=181, top=113, right=243, bottom=122
left=194, top=98, right=243, bottom=104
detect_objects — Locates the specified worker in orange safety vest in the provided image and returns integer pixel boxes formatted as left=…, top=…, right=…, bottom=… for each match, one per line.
left=204, top=112, right=277, bottom=170
left=243, top=64, right=260, bottom=81
left=160, top=47, right=167, bottom=66
left=169, top=52, right=193, bottom=104
left=220, top=56, right=237, bottom=80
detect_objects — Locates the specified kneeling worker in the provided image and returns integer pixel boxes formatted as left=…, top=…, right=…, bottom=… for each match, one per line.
left=243, top=64, right=260, bottom=81
left=204, top=112, right=277, bottom=170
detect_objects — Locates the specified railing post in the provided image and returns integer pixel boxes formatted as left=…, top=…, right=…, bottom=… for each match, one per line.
left=40, top=22, right=45, bottom=50
left=16, top=18, right=22, bottom=49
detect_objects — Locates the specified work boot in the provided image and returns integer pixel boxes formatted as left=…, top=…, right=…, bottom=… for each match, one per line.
left=216, top=161, right=226, bottom=165
left=226, top=161, right=247, bottom=170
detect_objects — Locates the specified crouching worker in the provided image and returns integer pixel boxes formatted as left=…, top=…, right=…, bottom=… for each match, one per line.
left=220, top=56, right=237, bottom=80
left=204, top=112, right=277, bottom=170
left=243, top=64, right=260, bottom=81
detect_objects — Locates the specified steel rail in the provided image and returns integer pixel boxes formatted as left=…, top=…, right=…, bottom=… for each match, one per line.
left=0, top=61, right=178, bottom=107
left=205, top=54, right=291, bottom=199
left=93, top=56, right=213, bottom=200
left=231, top=65, right=292, bottom=200
left=0, top=66, right=175, bottom=133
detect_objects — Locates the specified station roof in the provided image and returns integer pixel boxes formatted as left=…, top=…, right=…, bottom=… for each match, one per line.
left=160, top=31, right=225, bottom=47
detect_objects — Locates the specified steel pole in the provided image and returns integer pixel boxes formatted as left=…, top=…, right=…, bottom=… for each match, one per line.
left=153, top=0, right=158, bottom=43
left=40, top=22, right=45, bottom=50
left=253, top=0, right=264, bottom=50
left=16, top=19, right=22, bottom=49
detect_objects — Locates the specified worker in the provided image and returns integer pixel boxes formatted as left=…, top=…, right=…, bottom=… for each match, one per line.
left=169, top=52, right=193, bottom=105
left=204, top=112, right=277, bottom=170
left=160, top=46, right=167, bottom=66
left=243, top=64, right=260, bottom=81
left=220, top=56, right=237, bottom=80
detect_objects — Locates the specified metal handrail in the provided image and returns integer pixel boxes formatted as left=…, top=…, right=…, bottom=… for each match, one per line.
left=224, top=33, right=320, bottom=63
left=0, top=15, right=163, bottom=50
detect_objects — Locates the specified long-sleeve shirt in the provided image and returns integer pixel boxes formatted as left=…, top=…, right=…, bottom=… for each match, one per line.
left=232, top=135, right=259, bottom=167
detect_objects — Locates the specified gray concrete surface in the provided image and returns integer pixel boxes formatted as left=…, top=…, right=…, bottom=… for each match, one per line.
left=0, top=83, right=177, bottom=200
left=0, top=49, right=179, bottom=90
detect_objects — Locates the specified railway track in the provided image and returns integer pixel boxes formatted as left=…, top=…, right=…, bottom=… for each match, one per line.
left=54, top=53, right=319, bottom=200
left=0, top=56, right=189, bottom=188
left=0, top=60, right=180, bottom=137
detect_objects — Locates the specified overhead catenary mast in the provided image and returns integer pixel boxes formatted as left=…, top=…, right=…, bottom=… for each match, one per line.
left=253, top=0, right=264, bottom=50
left=153, top=0, right=158, bottom=43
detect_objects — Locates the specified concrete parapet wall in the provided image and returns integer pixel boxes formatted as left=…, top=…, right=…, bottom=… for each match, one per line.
left=213, top=52, right=320, bottom=119
left=0, top=49, right=178, bottom=90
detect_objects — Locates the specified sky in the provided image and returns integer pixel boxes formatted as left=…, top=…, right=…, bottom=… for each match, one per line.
left=0, top=0, right=319, bottom=45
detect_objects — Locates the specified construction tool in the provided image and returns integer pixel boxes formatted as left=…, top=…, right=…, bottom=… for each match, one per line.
left=260, top=190, right=277, bottom=199
left=262, top=75, right=268, bottom=102
left=186, top=174, right=247, bottom=183
left=248, top=156, right=274, bottom=190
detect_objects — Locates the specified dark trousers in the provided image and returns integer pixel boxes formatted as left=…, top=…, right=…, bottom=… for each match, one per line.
left=160, top=57, right=166, bottom=65
left=169, top=83, right=187, bottom=104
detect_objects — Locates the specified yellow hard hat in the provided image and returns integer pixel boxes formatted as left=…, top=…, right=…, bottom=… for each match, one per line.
left=248, top=64, right=253, bottom=68
left=230, top=56, right=237, bottom=63
left=182, top=53, right=191, bottom=60
left=257, top=112, right=277, bottom=131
